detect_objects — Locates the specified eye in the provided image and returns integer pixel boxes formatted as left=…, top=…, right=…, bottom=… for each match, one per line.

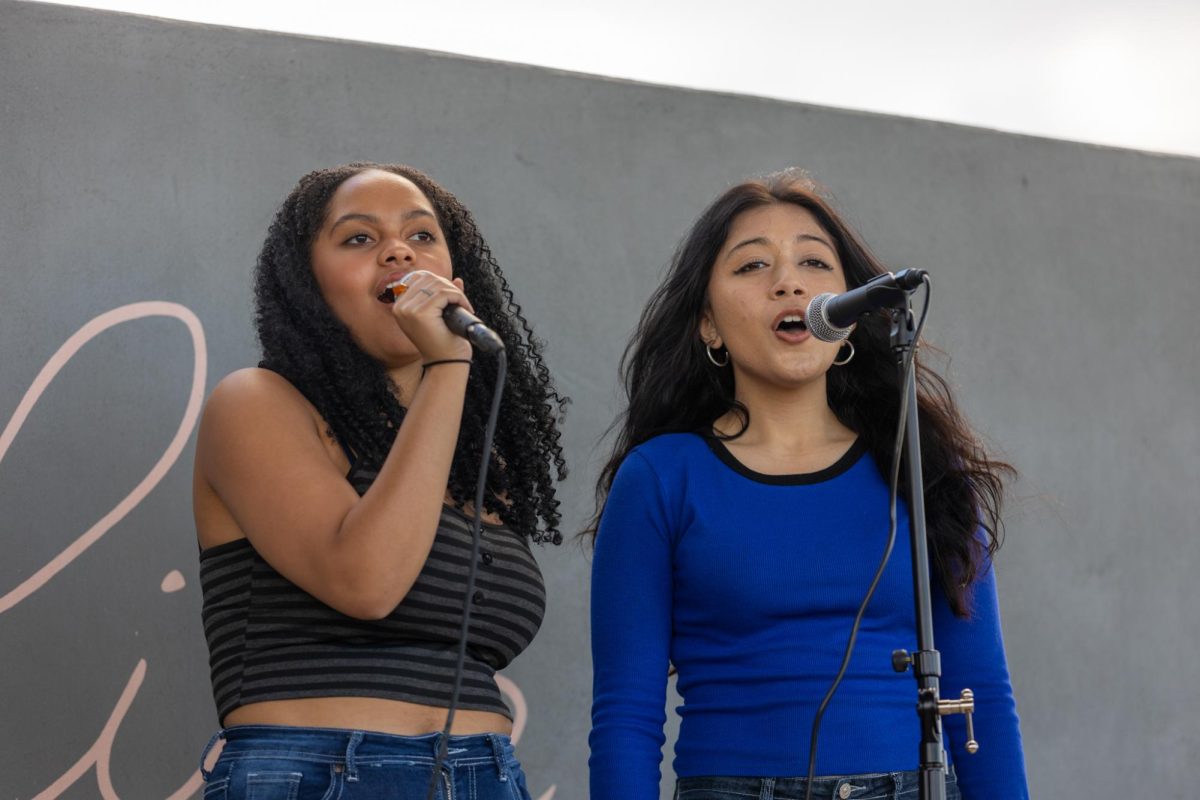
left=801, top=258, right=834, bottom=271
left=343, top=233, right=373, bottom=246
left=734, top=260, right=768, bottom=274
left=409, top=230, right=437, bottom=243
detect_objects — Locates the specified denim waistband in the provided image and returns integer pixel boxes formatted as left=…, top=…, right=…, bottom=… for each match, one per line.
left=676, top=766, right=957, bottom=800
left=199, top=725, right=517, bottom=785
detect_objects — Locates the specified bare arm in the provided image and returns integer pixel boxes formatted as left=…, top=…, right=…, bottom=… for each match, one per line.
left=195, top=272, right=476, bottom=619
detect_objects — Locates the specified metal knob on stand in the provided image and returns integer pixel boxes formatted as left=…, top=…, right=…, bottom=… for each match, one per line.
left=937, top=689, right=979, bottom=754
left=892, top=649, right=980, bottom=755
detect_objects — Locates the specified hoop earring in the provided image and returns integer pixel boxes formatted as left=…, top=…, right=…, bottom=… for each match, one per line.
left=705, top=344, right=729, bottom=367
left=833, top=340, right=855, bottom=366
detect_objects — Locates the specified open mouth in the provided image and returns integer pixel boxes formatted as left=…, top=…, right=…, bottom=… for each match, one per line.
left=377, top=288, right=396, bottom=305
left=775, top=315, right=808, bottom=333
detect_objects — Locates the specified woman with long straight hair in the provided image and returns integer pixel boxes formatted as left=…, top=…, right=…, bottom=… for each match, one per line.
left=194, top=163, right=566, bottom=799
left=588, top=169, right=1027, bottom=799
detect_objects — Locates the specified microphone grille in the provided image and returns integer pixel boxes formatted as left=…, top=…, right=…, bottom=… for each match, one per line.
left=806, top=294, right=850, bottom=343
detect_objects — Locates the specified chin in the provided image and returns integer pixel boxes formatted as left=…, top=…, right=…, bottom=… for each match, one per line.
left=777, top=362, right=833, bottom=386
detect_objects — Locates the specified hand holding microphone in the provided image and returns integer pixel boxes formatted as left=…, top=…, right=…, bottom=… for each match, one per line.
left=390, top=271, right=505, bottom=355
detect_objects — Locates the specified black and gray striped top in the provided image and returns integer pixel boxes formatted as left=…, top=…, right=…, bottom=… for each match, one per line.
left=199, top=460, right=545, bottom=723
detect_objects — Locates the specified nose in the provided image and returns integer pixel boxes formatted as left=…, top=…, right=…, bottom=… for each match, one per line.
left=771, top=267, right=807, bottom=299
left=379, top=236, right=416, bottom=266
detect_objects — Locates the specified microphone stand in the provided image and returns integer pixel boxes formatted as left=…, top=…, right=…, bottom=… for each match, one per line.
left=887, top=296, right=978, bottom=800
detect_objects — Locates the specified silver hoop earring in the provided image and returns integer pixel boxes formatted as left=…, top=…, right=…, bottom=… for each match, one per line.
left=833, top=340, right=855, bottom=366
left=705, top=344, right=729, bottom=367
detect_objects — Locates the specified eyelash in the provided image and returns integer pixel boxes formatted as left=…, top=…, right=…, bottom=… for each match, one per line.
left=734, top=258, right=833, bottom=274
left=734, top=260, right=768, bottom=274
left=342, top=230, right=437, bottom=246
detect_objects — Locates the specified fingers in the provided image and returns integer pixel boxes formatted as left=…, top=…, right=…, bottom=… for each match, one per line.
left=387, top=270, right=475, bottom=361
left=390, top=271, right=473, bottom=313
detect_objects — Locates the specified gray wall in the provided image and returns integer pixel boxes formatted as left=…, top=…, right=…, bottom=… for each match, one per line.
left=2, top=1, right=1197, bottom=797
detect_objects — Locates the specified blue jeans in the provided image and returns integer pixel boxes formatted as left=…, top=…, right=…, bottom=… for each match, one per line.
left=675, top=768, right=961, bottom=800
left=199, top=725, right=533, bottom=800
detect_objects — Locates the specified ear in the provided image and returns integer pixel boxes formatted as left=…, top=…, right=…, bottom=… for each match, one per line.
left=698, top=313, right=721, bottom=350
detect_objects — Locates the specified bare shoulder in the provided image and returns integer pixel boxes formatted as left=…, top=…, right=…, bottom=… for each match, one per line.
left=206, top=367, right=310, bottom=414
left=194, top=369, right=321, bottom=549
left=194, top=367, right=355, bottom=547
left=196, top=368, right=330, bottom=470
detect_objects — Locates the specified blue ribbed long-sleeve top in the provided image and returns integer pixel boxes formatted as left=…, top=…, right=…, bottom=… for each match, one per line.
left=589, top=433, right=1027, bottom=800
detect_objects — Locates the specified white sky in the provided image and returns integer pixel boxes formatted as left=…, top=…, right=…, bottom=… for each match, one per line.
left=39, top=0, right=1200, bottom=159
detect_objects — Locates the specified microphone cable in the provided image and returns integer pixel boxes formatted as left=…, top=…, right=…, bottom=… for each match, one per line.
left=424, top=348, right=508, bottom=800
left=803, top=276, right=931, bottom=800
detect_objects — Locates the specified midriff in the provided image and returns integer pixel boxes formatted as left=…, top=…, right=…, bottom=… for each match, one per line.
left=223, top=696, right=513, bottom=736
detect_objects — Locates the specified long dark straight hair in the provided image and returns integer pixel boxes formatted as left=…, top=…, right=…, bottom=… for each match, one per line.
left=255, top=163, right=568, bottom=544
left=589, top=169, right=1012, bottom=615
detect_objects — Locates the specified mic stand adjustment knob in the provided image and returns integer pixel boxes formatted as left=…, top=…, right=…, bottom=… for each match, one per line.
left=937, top=688, right=979, bottom=754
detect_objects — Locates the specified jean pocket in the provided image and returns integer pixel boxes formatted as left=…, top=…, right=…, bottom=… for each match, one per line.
left=246, top=771, right=303, bottom=800
left=676, top=776, right=764, bottom=800
left=203, top=778, right=228, bottom=800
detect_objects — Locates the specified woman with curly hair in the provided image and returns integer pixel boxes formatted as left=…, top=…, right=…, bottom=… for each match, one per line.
left=194, top=163, right=566, bottom=799
left=588, top=170, right=1028, bottom=799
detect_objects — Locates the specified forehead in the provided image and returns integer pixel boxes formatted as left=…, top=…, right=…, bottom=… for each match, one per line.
left=324, top=170, right=434, bottom=220
left=725, top=202, right=830, bottom=244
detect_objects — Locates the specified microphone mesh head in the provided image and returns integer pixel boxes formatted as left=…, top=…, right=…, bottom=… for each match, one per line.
left=806, top=294, right=851, bottom=343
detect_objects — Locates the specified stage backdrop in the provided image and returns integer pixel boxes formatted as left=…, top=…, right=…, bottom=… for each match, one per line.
left=2, top=1, right=1197, bottom=797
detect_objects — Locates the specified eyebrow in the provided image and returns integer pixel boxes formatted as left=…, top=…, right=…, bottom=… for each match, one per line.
left=328, top=208, right=436, bottom=232
left=726, top=232, right=835, bottom=257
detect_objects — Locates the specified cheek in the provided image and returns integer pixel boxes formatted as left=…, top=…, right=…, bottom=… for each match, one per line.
left=311, top=258, right=359, bottom=306
left=716, top=296, right=755, bottom=332
left=704, top=282, right=737, bottom=322
left=435, top=246, right=455, bottom=278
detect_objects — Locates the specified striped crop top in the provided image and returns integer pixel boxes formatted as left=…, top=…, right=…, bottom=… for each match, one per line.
left=198, top=458, right=545, bottom=724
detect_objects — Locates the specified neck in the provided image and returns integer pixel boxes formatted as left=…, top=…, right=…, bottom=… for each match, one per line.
left=715, top=372, right=854, bottom=454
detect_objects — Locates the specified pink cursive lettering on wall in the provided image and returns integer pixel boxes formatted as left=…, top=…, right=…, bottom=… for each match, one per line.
left=32, top=659, right=203, bottom=800
left=0, top=301, right=207, bottom=615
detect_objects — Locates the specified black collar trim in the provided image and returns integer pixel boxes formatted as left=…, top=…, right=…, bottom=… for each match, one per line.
left=701, top=434, right=867, bottom=486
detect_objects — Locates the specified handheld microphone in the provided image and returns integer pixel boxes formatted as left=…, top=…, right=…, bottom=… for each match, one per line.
left=805, top=269, right=928, bottom=342
left=389, top=274, right=506, bottom=353
left=442, top=304, right=505, bottom=353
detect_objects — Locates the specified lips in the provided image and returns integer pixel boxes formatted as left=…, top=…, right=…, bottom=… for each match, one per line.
left=771, top=308, right=810, bottom=343
left=772, top=309, right=809, bottom=333
left=375, top=272, right=409, bottom=304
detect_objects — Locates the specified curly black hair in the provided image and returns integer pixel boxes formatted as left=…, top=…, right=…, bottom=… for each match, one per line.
left=255, top=162, right=567, bottom=544
left=589, top=169, right=1014, bottom=616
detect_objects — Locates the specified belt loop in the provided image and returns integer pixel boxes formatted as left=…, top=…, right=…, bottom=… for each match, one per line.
left=487, top=734, right=509, bottom=782
left=198, top=730, right=225, bottom=781
left=759, top=776, right=775, bottom=800
left=344, top=730, right=364, bottom=783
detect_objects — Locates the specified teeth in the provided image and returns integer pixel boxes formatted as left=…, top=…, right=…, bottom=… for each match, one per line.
left=776, top=314, right=808, bottom=332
